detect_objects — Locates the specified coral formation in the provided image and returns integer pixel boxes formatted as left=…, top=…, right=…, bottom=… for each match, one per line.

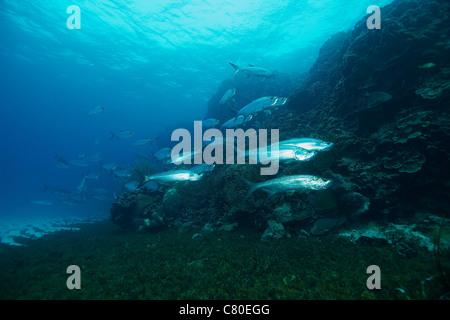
left=110, top=0, right=450, bottom=247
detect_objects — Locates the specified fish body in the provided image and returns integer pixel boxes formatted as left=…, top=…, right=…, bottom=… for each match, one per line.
left=279, top=138, right=334, bottom=151
left=140, top=169, right=202, bottom=186
left=124, top=180, right=140, bottom=191
left=88, top=106, right=104, bottom=117
left=242, top=175, right=332, bottom=199
left=114, top=169, right=132, bottom=178
left=133, top=138, right=157, bottom=146
left=236, top=96, right=287, bottom=120
left=219, top=88, right=236, bottom=105
left=229, top=62, right=275, bottom=78
left=202, top=118, right=220, bottom=128
left=42, top=185, right=71, bottom=194
left=238, top=97, right=278, bottom=117
left=153, top=147, right=172, bottom=161
left=54, top=162, right=70, bottom=169
left=69, top=159, right=89, bottom=167
left=102, top=162, right=118, bottom=171
left=54, top=153, right=70, bottom=168
left=169, top=150, right=202, bottom=165
left=77, top=175, right=87, bottom=193
left=191, top=163, right=215, bottom=174
left=85, top=171, right=101, bottom=179
left=221, top=115, right=246, bottom=129
left=243, top=145, right=317, bottom=162
left=110, top=130, right=134, bottom=140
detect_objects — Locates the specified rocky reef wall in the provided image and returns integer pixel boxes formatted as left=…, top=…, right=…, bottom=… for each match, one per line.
left=279, top=0, right=450, bottom=221
left=110, top=0, right=450, bottom=242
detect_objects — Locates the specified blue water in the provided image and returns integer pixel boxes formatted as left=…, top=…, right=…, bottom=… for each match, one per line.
left=0, top=0, right=392, bottom=220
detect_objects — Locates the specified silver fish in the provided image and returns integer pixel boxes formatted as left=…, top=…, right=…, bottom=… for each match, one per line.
left=242, top=175, right=332, bottom=199
left=140, top=169, right=202, bottom=186
left=221, top=115, right=246, bottom=129
left=114, top=169, right=132, bottom=178
left=191, top=163, right=215, bottom=174
left=77, top=175, right=87, bottom=193
left=169, top=150, right=202, bottom=165
left=229, top=62, right=275, bottom=78
left=54, top=153, right=70, bottom=168
left=124, top=180, right=140, bottom=191
left=219, top=88, right=236, bottom=105
left=243, top=145, right=317, bottom=163
left=85, top=171, right=101, bottom=179
left=153, top=147, right=172, bottom=161
left=102, top=162, right=118, bottom=171
left=110, top=130, right=134, bottom=140
left=237, top=96, right=287, bottom=119
left=69, top=159, right=89, bottom=167
left=202, top=118, right=220, bottom=128
left=133, top=138, right=157, bottom=146
left=279, top=138, right=334, bottom=151
left=88, top=106, right=104, bottom=117
left=42, top=185, right=71, bottom=194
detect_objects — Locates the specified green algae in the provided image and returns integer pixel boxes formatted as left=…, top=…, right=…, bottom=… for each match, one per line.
left=0, top=220, right=445, bottom=300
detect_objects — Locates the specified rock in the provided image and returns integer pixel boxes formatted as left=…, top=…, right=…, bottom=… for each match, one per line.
left=162, top=188, right=183, bottom=218
left=273, top=203, right=293, bottom=223
left=110, top=192, right=138, bottom=230
left=311, top=216, right=347, bottom=236
left=340, top=192, right=371, bottom=221
left=309, top=189, right=339, bottom=217
left=138, top=211, right=165, bottom=233
left=201, top=222, right=215, bottom=234
left=261, top=220, right=286, bottom=241
left=218, top=222, right=238, bottom=232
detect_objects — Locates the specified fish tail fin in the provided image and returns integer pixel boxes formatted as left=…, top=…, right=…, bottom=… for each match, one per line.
left=229, top=62, right=240, bottom=75
left=110, top=132, right=118, bottom=140
left=240, top=177, right=258, bottom=200
left=42, top=185, right=49, bottom=192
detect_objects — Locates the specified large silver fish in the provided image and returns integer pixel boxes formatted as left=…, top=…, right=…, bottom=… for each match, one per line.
left=169, top=150, right=202, bottom=165
left=219, top=88, right=236, bottom=105
left=242, top=145, right=317, bottom=163
left=279, top=138, right=334, bottom=151
left=140, top=169, right=203, bottom=186
left=242, top=175, right=332, bottom=199
left=221, top=115, right=246, bottom=129
left=229, top=62, right=275, bottom=78
left=237, top=96, right=287, bottom=120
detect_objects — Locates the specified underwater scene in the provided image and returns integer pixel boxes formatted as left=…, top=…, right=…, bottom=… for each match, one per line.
left=0, top=0, right=449, bottom=303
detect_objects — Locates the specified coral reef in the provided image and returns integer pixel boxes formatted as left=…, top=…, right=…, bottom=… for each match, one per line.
left=110, top=0, right=450, bottom=248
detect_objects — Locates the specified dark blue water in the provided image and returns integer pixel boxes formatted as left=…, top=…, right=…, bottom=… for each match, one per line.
left=0, top=0, right=392, bottom=221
